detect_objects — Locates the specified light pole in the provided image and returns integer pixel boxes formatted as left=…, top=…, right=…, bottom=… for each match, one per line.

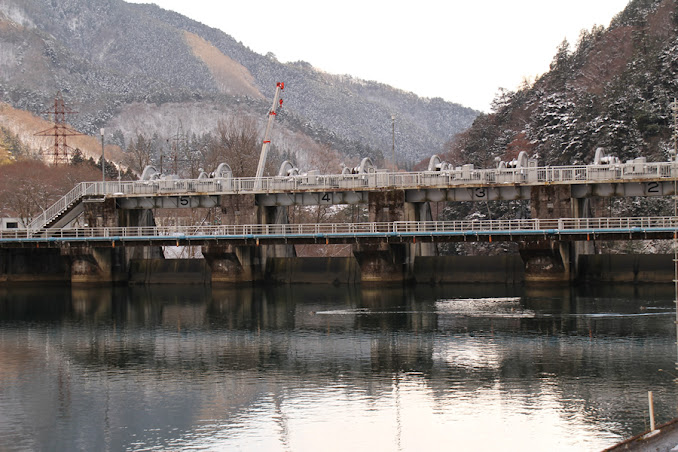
left=671, top=98, right=678, bottom=416
left=100, top=128, right=105, bottom=185
left=391, top=114, right=396, bottom=170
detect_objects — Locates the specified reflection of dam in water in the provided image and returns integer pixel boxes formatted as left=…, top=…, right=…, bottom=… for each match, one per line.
left=0, top=283, right=676, bottom=450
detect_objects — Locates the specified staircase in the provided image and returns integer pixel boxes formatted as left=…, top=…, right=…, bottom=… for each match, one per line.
left=28, top=182, right=100, bottom=230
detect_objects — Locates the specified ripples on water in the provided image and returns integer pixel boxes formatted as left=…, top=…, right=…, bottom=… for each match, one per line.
left=0, top=283, right=676, bottom=451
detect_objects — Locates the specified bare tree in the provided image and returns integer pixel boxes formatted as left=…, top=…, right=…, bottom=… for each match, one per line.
left=206, top=115, right=273, bottom=177
left=0, top=159, right=100, bottom=225
left=125, top=134, right=154, bottom=175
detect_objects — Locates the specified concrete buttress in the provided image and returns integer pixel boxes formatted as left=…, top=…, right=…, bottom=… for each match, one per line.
left=522, top=185, right=574, bottom=282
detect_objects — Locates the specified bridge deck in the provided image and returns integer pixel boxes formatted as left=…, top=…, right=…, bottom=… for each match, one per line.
left=26, top=161, right=678, bottom=230
left=3, top=217, right=676, bottom=247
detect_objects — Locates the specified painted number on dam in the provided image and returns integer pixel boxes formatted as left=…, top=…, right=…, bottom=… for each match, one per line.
left=646, top=182, right=660, bottom=195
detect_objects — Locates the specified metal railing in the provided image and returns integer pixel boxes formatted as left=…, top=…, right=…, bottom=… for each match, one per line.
left=27, top=182, right=99, bottom=231
left=25, top=160, right=678, bottom=231
left=4, top=216, right=677, bottom=242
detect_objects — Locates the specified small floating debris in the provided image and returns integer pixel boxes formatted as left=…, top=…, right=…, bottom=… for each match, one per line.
left=315, top=308, right=372, bottom=315
left=435, top=297, right=533, bottom=318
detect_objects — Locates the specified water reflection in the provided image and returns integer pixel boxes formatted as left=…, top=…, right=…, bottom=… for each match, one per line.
left=0, top=283, right=676, bottom=451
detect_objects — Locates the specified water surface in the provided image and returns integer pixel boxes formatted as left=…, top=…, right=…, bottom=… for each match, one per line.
left=0, top=283, right=676, bottom=451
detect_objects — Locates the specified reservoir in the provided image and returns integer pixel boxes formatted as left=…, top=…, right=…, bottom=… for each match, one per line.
left=0, top=283, right=676, bottom=451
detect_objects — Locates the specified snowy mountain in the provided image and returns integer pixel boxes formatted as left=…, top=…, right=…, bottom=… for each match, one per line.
left=0, top=0, right=477, bottom=170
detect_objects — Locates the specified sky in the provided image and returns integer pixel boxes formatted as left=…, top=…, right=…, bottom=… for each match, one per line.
left=127, top=0, right=631, bottom=112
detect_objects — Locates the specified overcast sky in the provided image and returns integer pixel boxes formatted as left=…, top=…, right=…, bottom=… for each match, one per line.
left=127, top=0, right=631, bottom=112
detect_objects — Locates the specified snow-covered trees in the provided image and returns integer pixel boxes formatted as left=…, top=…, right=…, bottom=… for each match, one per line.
left=0, top=0, right=478, bottom=172
left=443, top=0, right=677, bottom=170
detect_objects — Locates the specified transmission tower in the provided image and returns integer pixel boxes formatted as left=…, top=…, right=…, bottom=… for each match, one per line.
left=170, top=120, right=187, bottom=175
left=35, top=91, right=82, bottom=165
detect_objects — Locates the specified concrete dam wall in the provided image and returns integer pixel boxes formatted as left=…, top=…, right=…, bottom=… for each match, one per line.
left=1, top=249, right=675, bottom=285
left=128, top=256, right=524, bottom=285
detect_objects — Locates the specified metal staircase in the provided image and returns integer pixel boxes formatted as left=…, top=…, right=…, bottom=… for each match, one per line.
left=28, top=182, right=99, bottom=230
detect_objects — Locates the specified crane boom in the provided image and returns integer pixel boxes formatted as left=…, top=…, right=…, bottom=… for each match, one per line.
left=255, top=82, right=285, bottom=182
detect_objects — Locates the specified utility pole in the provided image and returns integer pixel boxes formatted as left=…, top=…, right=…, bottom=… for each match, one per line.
left=671, top=98, right=678, bottom=408
left=171, top=121, right=185, bottom=176
left=255, top=82, right=284, bottom=185
left=100, top=128, right=105, bottom=184
left=391, top=114, right=396, bottom=170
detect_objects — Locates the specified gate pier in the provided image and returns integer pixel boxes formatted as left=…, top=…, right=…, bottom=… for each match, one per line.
left=522, top=184, right=594, bottom=282
left=203, top=244, right=260, bottom=284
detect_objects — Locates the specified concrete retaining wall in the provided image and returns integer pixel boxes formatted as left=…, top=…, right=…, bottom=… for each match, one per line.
left=127, top=256, right=524, bottom=285
left=577, top=254, right=674, bottom=283
left=265, top=257, right=361, bottom=285
left=121, top=254, right=678, bottom=285
left=0, top=248, right=69, bottom=283
left=0, top=250, right=675, bottom=285
left=128, top=259, right=210, bottom=285
left=414, top=255, right=525, bottom=284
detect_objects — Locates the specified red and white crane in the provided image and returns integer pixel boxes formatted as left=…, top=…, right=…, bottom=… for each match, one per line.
left=255, top=82, right=285, bottom=182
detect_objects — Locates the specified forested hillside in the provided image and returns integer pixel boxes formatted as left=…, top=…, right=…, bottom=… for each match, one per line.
left=440, top=0, right=678, bottom=168
left=431, top=0, right=678, bottom=256
left=0, top=0, right=477, bottom=172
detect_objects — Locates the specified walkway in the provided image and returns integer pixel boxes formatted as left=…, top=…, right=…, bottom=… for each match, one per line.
left=27, top=160, right=678, bottom=230
left=3, top=216, right=676, bottom=247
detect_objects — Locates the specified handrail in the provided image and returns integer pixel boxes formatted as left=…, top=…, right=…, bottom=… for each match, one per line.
left=6, top=216, right=678, bottom=241
left=27, top=182, right=86, bottom=230
left=75, top=162, right=678, bottom=198
left=25, top=160, right=678, bottom=230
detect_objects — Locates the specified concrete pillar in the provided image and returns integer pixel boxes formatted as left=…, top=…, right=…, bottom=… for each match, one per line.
left=404, top=200, right=438, bottom=257
left=221, top=194, right=258, bottom=225
left=523, top=185, right=574, bottom=282
left=353, top=242, right=408, bottom=284
left=203, top=244, right=263, bottom=284
left=353, top=190, right=413, bottom=283
left=257, top=205, right=296, bottom=266
left=118, top=208, right=164, bottom=260
left=81, top=198, right=164, bottom=282
left=82, top=198, right=118, bottom=228
left=530, top=185, right=573, bottom=219
left=572, top=197, right=596, bottom=256
left=201, top=195, right=262, bottom=285
left=201, top=194, right=296, bottom=284
left=61, top=246, right=126, bottom=284
left=74, top=200, right=130, bottom=284
left=519, top=240, right=571, bottom=283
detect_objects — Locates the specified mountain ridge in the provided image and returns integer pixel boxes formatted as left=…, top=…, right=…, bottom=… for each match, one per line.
left=0, top=0, right=478, bottom=170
